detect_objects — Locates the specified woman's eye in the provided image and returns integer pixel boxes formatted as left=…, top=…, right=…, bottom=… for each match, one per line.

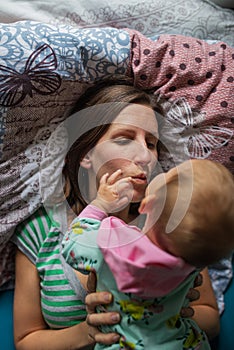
left=147, top=141, right=157, bottom=149
left=114, top=138, right=131, bottom=145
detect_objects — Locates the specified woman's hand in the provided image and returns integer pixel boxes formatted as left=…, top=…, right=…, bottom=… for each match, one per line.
left=180, top=272, right=202, bottom=318
left=85, top=271, right=203, bottom=343
left=189, top=268, right=220, bottom=340
left=85, top=272, right=120, bottom=345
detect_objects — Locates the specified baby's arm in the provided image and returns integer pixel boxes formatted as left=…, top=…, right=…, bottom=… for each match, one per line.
left=91, top=169, right=133, bottom=214
left=63, top=170, right=132, bottom=277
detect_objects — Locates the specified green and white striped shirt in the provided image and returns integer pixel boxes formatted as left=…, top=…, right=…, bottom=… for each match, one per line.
left=13, top=207, right=87, bottom=329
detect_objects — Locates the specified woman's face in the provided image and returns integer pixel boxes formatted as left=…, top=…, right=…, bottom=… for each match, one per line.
left=82, top=104, right=159, bottom=203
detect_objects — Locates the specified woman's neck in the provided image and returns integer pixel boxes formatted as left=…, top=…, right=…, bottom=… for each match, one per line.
left=113, top=206, right=130, bottom=223
left=114, top=204, right=140, bottom=226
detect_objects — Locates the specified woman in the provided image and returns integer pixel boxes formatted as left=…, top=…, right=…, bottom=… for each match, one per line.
left=12, top=78, right=219, bottom=350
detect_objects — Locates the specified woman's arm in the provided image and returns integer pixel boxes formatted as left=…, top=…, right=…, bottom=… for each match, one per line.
left=190, top=268, right=220, bottom=340
left=14, top=249, right=95, bottom=350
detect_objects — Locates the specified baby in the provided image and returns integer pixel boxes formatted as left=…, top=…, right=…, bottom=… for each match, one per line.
left=62, top=159, right=234, bottom=350
left=140, top=159, right=234, bottom=268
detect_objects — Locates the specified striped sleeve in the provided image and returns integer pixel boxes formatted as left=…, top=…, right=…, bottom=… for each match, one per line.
left=12, top=207, right=51, bottom=265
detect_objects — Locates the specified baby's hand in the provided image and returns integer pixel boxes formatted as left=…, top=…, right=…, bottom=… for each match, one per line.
left=91, top=169, right=133, bottom=214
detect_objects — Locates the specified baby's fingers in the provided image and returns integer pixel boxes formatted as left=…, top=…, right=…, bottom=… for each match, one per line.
left=106, top=169, right=122, bottom=185
left=117, top=179, right=133, bottom=195
left=99, top=172, right=110, bottom=185
left=99, top=169, right=122, bottom=186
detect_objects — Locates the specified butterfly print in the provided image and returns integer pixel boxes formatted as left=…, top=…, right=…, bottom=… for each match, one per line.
left=165, top=97, right=233, bottom=159
left=0, top=43, right=61, bottom=107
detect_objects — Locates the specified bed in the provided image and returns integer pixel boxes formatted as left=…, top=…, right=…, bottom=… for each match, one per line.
left=0, top=1, right=233, bottom=349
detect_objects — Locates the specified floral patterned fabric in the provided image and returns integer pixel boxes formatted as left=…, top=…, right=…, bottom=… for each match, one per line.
left=126, top=29, right=234, bottom=173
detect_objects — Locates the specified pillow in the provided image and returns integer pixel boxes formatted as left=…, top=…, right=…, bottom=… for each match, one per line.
left=0, top=0, right=234, bottom=46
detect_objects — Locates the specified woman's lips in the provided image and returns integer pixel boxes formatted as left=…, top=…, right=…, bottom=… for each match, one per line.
left=130, top=174, right=148, bottom=184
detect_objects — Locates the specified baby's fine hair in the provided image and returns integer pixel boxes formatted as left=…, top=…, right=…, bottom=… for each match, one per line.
left=153, top=159, right=234, bottom=267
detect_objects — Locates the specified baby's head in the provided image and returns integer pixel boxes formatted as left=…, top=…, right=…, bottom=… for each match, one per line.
left=140, top=159, right=234, bottom=267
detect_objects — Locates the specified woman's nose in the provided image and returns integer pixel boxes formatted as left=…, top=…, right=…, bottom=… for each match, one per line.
left=134, top=141, right=152, bottom=165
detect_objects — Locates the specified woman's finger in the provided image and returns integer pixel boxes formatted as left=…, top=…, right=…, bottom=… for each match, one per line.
left=85, top=274, right=121, bottom=345
left=93, top=331, right=120, bottom=345
left=86, top=271, right=97, bottom=293
left=186, top=288, right=200, bottom=302
left=86, top=322, right=119, bottom=346
left=180, top=306, right=194, bottom=318
left=85, top=291, right=113, bottom=313
left=86, top=311, right=120, bottom=327
left=193, top=273, right=203, bottom=288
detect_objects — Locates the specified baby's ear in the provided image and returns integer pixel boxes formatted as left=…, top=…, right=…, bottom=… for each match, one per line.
left=139, top=194, right=156, bottom=214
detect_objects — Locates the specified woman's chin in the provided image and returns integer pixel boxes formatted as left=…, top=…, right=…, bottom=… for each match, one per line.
left=131, top=192, right=146, bottom=204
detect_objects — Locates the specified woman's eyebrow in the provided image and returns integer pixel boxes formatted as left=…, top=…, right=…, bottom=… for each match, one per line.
left=146, top=130, right=159, bottom=139
left=111, top=127, right=135, bottom=135
left=111, top=124, right=159, bottom=138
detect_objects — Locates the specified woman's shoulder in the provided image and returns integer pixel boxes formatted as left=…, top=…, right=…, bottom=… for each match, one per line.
left=15, top=206, right=52, bottom=236
left=12, top=206, right=53, bottom=263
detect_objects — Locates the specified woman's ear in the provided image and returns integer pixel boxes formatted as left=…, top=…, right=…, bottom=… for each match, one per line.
left=80, top=154, right=92, bottom=169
